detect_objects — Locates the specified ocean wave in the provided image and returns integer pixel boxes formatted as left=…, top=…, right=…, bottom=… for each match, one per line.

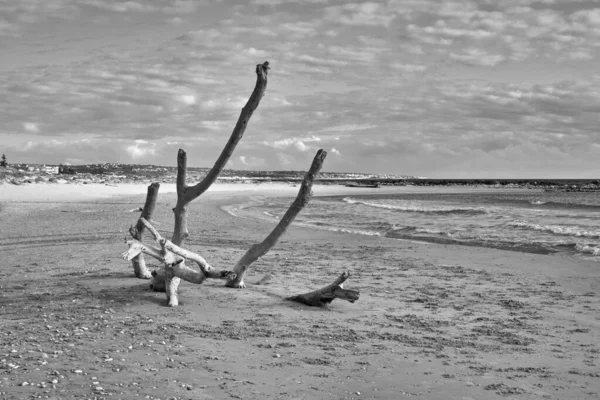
left=575, top=243, right=600, bottom=256
left=315, top=225, right=382, bottom=237
left=524, top=200, right=600, bottom=210
left=342, top=197, right=487, bottom=215
left=221, top=204, right=241, bottom=217
left=220, top=202, right=259, bottom=218
left=384, top=230, right=555, bottom=255
left=263, top=211, right=279, bottom=219
left=292, top=219, right=383, bottom=237
left=390, top=225, right=446, bottom=235
left=494, top=197, right=600, bottom=210
left=508, top=221, right=600, bottom=239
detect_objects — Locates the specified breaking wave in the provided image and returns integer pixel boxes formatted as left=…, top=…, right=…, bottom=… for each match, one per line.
left=508, top=221, right=600, bottom=239
left=574, top=244, right=600, bottom=256
left=343, top=197, right=487, bottom=215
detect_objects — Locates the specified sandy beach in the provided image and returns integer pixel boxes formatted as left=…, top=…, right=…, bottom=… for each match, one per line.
left=0, top=183, right=599, bottom=400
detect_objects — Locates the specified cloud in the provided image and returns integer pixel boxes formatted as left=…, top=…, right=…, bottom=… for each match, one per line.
left=450, top=48, right=505, bottom=67
left=296, top=54, right=348, bottom=68
left=2, top=0, right=600, bottom=177
left=177, top=94, right=197, bottom=105
left=276, top=152, right=294, bottom=166
left=395, top=0, right=600, bottom=66
left=325, top=2, right=395, bottom=27
left=315, top=124, right=378, bottom=133
left=263, top=136, right=322, bottom=152
left=79, top=0, right=199, bottom=14
left=0, top=20, right=19, bottom=37
left=23, top=122, right=39, bottom=133
left=125, top=140, right=157, bottom=159
left=390, top=63, right=427, bottom=72
left=238, top=155, right=267, bottom=168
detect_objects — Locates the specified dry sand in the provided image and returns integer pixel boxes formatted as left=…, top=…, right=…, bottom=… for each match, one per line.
left=0, top=183, right=599, bottom=400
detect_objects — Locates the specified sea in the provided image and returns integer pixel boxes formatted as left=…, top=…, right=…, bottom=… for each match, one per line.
left=225, top=189, right=600, bottom=261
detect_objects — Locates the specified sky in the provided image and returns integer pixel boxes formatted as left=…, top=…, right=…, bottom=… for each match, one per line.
left=1, top=0, right=599, bottom=178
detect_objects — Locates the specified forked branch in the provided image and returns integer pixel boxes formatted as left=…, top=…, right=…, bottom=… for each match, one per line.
left=144, top=62, right=271, bottom=303
left=171, top=62, right=271, bottom=245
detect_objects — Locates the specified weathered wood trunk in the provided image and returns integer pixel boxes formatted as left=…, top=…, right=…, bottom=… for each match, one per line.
left=161, top=62, right=270, bottom=305
left=129, top=183, right=160, bottom=279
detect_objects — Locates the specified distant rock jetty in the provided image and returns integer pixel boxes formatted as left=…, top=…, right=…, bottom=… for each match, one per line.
left=371, top=179, right=600, bottom=192
left=0, top=164, right=598, bottom=192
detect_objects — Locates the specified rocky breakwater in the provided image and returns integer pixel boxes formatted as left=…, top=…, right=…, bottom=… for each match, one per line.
left=374, top=179, right=600, bottom=192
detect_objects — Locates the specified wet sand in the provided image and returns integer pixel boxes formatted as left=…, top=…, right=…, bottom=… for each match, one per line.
left=0, top=183, right=599, bottom=399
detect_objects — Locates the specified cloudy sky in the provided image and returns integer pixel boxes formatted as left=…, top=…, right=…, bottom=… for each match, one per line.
left=1, top=0, right=599, bottom=178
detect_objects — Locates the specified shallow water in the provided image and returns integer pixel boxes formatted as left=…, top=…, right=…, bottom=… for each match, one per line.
left=225, top=189, right=600, bottom=261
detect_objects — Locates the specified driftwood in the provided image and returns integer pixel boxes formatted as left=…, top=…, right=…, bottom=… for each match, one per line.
left=128, top=183, right=160, bottom=279
left=226, top=149, right=327, bottom=288
left=122, top=218, right=234, bottom=306
left=123, top=62, right=360, bottom=308
left=159, top=61, right=270, bottom=300
left=130, top=62, right=269, bottom=296
left=287, top=272, right=359, bottom=307
left=126, top=149, right=329, bottom=305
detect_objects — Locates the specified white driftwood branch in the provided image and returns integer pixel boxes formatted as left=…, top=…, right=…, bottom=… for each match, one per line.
left=133, top=218, right=235, bottom=306
left=129, top=182, right=160, bottom=279
left=139, top=218, right=212, bottom=275
left=287, top=272, right=360, bottom=307
left=226, top=149, right=327, bottom=288
left=122, top=239, right=163, bottom=262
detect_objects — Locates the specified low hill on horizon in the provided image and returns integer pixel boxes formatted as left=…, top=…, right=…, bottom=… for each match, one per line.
left=1, top=163, right=598, bottom=192
left=1, top=162, right=413, bottom=181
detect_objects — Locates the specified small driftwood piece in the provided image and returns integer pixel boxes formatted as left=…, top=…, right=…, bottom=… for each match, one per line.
left=122, top=218, right=234, bottom=306
left=129, top=183, right=160, bottom=279
left=287, top=272, right=359, bottom=307
left=226, top=149, right=327, bottom=288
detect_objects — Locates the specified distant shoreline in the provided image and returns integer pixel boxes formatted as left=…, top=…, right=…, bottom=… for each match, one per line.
left=1, top=164, right=599, bottom=192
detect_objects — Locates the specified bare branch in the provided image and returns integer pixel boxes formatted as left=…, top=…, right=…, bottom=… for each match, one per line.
left=129, top=183, right=160, bottom=278
left=139, top=217, right=162, bottom=242
left=138, top=217, right=234, bottom=280
left=176, top=149, right=187, bottom=198
left=226, top=149, right=327, bottom=288
left=122, top=239, right=164, bottom=262
left=183, top=62, right=270, bottom=202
